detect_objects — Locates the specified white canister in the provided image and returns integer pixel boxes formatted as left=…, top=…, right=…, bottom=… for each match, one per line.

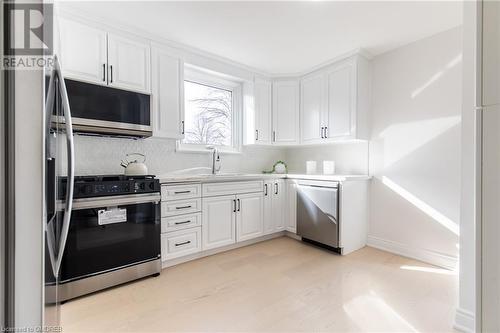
left=323, top=161, right=335, bottom=175
left=306, top=161, right=317, bottom=174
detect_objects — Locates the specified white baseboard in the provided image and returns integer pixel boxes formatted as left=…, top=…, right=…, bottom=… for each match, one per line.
left=454, top=307, right=475, bottom=333
left=366, top=235, right=458, bottom=270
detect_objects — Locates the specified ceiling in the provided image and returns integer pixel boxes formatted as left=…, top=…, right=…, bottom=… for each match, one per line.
left=60, top=1, right=463, bottom=75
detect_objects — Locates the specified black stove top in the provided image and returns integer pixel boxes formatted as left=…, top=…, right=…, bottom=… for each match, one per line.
left=58, top=174, right=160, bottom=199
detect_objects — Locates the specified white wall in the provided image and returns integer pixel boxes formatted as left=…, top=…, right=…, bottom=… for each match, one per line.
left=72, top=136, right=285, bottom=176
left=284, top=142, right=369, bottom=175
left=368, top=27, right=463, bottom=269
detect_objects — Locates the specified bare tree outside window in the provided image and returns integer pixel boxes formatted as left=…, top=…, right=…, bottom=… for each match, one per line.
left=183, top=81, right=232, bottom=146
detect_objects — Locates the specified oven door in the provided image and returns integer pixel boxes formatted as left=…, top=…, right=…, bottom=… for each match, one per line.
left=58, top=193, right=161, bottom=282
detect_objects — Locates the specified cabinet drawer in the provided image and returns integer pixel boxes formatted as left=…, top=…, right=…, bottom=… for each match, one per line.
left=161, top=227, right=201, bottom=261
left=161, top=213, right=201, bottom=233
left=202, top=181, right=264, bottom=197
left=161, top=183, right=201, bottom=201
left=161, top=198, right=201, bottom=217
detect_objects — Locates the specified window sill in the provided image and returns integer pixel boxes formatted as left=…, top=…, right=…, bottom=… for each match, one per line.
left=176, top=142, right=242, bottom=155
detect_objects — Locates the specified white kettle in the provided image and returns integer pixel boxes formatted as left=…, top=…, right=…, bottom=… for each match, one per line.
left=121, top=153, right=148, bottom=176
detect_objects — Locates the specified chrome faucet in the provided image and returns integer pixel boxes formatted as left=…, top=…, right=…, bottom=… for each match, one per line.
left=207, top=146, right=221, bottom=175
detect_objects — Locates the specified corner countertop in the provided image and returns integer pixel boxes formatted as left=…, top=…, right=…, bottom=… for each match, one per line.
left=158, top=173, right=371, bottom=184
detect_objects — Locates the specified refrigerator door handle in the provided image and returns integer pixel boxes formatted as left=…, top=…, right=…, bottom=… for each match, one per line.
left=52, top=55, right=75, bottom=277
left=44, top=57, right=58, bottom=277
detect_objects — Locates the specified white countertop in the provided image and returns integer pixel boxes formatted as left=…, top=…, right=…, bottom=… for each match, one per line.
left=158, top=172, right=371, bottom=184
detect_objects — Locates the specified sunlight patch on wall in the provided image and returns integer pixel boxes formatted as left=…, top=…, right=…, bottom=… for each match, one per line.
left=378, top=116, right=460, bottom=168
left=343, top=290, right=419, bottom=332
left=382, top=176, right=459, bottom=236
left=411, top=53, right=462, bottom=99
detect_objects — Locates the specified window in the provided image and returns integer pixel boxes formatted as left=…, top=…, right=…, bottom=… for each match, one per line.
left=178, top=67, right=241, bottom=153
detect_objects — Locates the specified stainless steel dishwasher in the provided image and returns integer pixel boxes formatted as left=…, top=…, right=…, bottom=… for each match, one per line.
left=296, top=180, right=339, bottom=249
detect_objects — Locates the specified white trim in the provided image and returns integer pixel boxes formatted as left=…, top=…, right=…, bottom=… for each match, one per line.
left=454, top=308, right=475, bottom=333
left=367, top=235, right=458, bottom=270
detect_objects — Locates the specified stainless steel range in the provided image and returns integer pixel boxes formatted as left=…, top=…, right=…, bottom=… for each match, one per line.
left=46, top=174, right=161, bottom=302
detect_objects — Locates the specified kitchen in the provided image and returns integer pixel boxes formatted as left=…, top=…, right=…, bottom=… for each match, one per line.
left=1, top=1, right=496, bottom=332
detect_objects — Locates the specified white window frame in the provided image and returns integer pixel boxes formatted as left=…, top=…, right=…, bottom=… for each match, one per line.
left=177, top=66, right=242, bottom=154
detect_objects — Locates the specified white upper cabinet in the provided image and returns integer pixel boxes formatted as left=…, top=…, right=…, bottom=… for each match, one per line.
left=326, top=62, right=355, bottom=139
left=254, top=77, right=273, bottom=144
left=299, top=55, right=370, bottom=143
left=57, top=16, right=151, bottom=94
left=483, top=1, right=500, bottom=106
left=272, top=80, right=300, bottom=145
left=152, top=47, right=184, bottom=139
left=107, top=34, right=151, bottom=93
left=300, top=73, right=327, bottom=144
left=58, top=18, right=107, bottom=85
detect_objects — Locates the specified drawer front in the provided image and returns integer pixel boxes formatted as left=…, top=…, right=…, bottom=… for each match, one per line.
left=202, top=181, right=264, bottom=197
left=161, top=227, right=201, bottom=261
left=161, top=198, right=201, bottom=217
left=161, top=184, right=201, bottom=201
left=161, top=213, right=201, bottom=233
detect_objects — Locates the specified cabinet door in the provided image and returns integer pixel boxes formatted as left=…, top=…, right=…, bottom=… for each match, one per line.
left=272, top=180, right=285, bottom=231
left=300, top=74, right=326, bottom=144
left=202, top=195, right=236, bottom=250
left=263, top=182, right=274, bottom=234
left=483, top=1, right=500, bottom=106
left=236, top=192, right=264, bottom=242
left=272, top=80, right=299, bottom=145
left=286, top=180, right=297, bottom=233
left=107, top=33, right=151, bottom=93
left=254, top=78, right=272, bottom=144
left=326, top=63, right=355, bottom=139
left=58, top=18, right=107, bottom=85
left=152, top=48, right=184, bottom=138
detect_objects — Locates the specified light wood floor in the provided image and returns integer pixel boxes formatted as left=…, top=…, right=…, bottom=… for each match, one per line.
left=61, top=237, right=458, bottom=332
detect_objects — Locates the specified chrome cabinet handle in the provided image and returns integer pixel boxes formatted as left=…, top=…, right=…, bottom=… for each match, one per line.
left=109, top=65, right=113, bottom=83
left=273, top=130, right=276, bottom=142
left=181, top=120, right=185, bottom=135
left=264, top=184, right=268, bottom=196
left=102, top=64, right=106, bottom=82
left=275, top=183, right=278, bottom=195
left=321, top=127, right=324, bottom=139
left=233, top=199, right=236, bottom=213
left=175, top=241, right=191, bottom=247
left=174, top=190, right=191, bottom=194
left=325, top=126, right=328, bottom=138
left=174, top=220, right=191, bottom=225
left=255, top=129, right=259, bottom=141
left=176, top=205, right=192, bottom=210
left=237, top=199, right=241, bottom=212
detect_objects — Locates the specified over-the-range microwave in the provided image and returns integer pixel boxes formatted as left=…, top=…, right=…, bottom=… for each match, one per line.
left=55, top=79, right=152, bottom=137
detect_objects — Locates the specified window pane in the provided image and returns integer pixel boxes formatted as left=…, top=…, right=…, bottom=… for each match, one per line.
left=183, top=81, right=232, bottom=146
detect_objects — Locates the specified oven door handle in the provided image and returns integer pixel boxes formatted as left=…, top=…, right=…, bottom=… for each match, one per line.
left=63, top=193, right=161, bottom=211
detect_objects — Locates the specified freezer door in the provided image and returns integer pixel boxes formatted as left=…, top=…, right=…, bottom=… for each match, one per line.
left=296, top=184, right=339, bottom=248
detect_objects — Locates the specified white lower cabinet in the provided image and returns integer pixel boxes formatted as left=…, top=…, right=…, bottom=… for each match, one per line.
left=161, top=227, right=201, bottom=261
left=236, top=192, right=264, bottom=242
left=286, top=180, right=297, bottom=233
left=202, top=195, right=237, bottom=250
left=264, top=179, right=285, bottom=234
